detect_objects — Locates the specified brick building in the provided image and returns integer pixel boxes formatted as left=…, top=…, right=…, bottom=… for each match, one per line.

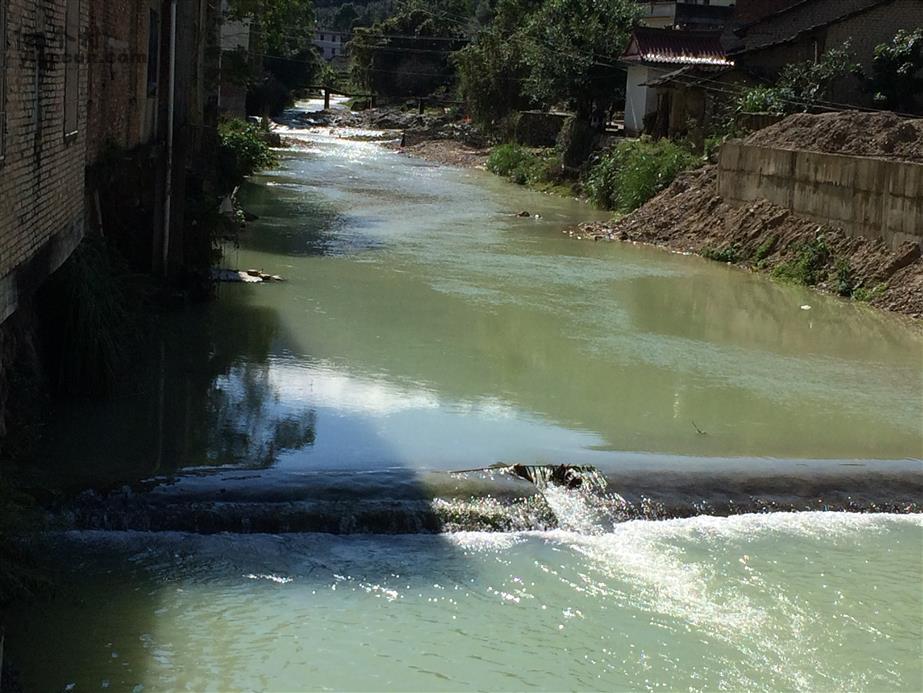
left=0, top=0, right=88, bottom=324
left=730, top=0, right=923, bottom=106
left=0, top=0, right=222, bottom=337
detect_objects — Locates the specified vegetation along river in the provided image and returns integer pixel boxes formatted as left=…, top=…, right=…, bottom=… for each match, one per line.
left=8, top=108, right=923, bottom=690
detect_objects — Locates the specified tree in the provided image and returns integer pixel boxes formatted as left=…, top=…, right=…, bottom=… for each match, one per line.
left=867, top=28, right=923, bottom=114
left=332, top=3, right=361, bottom=31
left=521, top=0, right=638, bottom=119
left=454, top=0, right=542, bottom=127
left=227, top=0, right=315, bottom=57
left=350, top=0, right=470, bottom=97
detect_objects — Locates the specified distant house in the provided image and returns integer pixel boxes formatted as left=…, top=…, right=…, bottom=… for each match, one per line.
left=314, top=29, right=350, bottom=65
left=622, top=28, right=733, bottom=136
left=220, top=1, right=254, bottom=117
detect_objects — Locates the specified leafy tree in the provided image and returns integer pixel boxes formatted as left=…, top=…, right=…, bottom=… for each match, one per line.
left=454, top=0, right=542, bottom=127
left=867, top=28, right=923, bottom=114
left=521, top=0, right=638, bottom=118
left=227, top=0, right=315, bottom=57
left=350, top=0, right=469, bottom=97
left=332, top=3, right=361, bottom=31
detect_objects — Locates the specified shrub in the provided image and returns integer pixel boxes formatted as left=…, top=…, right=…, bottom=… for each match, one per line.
left=754, top=233, right=779, bottom=263
left=218, top=118, right=279, bottom=188
left=772, top=237, right=830, bottom=285
left=584, top=138, right=699, bottom=212
left=702, top=244, right=740, bottom=264
left=853, top=283, right=887, bottom=302
left=487, top=144, right=563, bottom=187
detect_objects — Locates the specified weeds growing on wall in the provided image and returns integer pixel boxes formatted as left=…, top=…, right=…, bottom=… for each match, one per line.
left=584, top=138, right=699, bottom=212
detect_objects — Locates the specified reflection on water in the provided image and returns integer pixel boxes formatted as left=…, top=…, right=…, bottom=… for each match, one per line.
left=36, top=120, right=923, bottom=487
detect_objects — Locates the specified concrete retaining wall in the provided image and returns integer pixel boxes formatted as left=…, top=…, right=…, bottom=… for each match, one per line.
left=718, top=141, right=923, bottom=249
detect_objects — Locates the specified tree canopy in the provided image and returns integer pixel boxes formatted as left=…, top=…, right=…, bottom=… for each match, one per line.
left=455, top=0, right=638, bottom=127
left=350, top=0, right=470, bottom=97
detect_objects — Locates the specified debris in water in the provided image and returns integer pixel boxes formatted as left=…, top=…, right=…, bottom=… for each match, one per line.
left=800, top=304, right=812, bottom=310
left=691, top=420, right=707, bottom=435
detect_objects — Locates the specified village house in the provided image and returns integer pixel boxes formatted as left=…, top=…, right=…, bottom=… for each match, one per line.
left=313, top=28, right=349, bottom=68
left=729, top=0, right=923, bottom=107
left=622, top=28, right=734, bottom=136
left=624, top=0, right=923, bottom=139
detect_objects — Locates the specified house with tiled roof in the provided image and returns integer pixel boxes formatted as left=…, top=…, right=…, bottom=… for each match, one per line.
left=622, top=27, right=734, bottom=136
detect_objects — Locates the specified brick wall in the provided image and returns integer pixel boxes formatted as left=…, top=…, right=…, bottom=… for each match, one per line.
left=0, top=0, right=88, bottom=324
left=85, top=0, right=165, bottom=164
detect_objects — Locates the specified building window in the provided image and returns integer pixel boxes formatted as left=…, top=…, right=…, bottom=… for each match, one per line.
left=147, top=10, right=160, bottom=96
left=0, top=0, right=6, bottom=159
left=64, top=0, right=80, bottom=137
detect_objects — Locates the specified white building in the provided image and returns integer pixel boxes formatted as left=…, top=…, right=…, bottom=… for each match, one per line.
left=314, top=29, right=350, bottom=62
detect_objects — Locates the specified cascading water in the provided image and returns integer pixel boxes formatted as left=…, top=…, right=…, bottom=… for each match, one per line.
left=506, top=464, right=630, bottom=534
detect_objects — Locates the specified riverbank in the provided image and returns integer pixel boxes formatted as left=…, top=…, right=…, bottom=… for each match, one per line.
left=573, top=165, right=923, bottom=318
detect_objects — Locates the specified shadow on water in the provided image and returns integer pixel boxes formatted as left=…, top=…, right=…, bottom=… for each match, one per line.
left=10, top=213, right=469, bottom=691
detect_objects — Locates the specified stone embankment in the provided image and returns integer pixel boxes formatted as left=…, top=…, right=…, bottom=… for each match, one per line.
left=577, top=112, right=923, bottom=318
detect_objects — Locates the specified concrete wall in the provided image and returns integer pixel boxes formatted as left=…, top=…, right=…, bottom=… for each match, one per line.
left=625, top=65, right=667, bottom=136
left=0, top=0, right=89, bottom=324
left=718, top=141, right=923, bottom=249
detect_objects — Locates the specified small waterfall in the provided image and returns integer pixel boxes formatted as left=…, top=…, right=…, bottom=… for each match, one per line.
left=507, top=465, right=629, bottom=534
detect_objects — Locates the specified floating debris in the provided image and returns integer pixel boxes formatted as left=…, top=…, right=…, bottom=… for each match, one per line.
left=212, top=268, right=285, bottom=284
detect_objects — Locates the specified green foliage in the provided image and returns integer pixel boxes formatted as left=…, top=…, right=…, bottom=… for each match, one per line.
left=454, top=2, right=537, bottom=128
left=350, top=0, right=469, bottom=97
left=835, top=258, right=855, bottom=297
left=737, top=43, right=858, bottom=114
left=584, top=139, right=699, bottom=212
left=853, top=283, right=887, bottom=302
left=867, top=28, right=923, bottom=113
left=771, top=237, right=830, bottom=285
left=227, top=0, right=315, bottom=56
left=702, top=245, right=741, bottom=264
left=521, top=0, right=638, bottom=117
left=332, top=2, right=361, bottom=30
left=487, top=144, right=563, bottom=187
left=754, top=233, right=778, bottom=264
left=218, top=118, right=279, bottom=187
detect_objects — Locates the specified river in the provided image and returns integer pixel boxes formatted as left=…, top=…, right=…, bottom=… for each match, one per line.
left=7, top=106, right=923, bottom=690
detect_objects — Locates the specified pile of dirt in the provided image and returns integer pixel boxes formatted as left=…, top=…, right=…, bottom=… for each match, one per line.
left=744, top=111, right=923, bottom=162
left=577, top=166, right=923, bottom=317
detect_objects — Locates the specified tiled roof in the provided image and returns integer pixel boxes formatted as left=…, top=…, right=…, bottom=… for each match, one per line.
left=622, top=28, right=734, bottom=66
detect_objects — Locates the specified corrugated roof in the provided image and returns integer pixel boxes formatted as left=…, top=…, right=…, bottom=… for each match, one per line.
left=622, top=28, right=734, bottom=66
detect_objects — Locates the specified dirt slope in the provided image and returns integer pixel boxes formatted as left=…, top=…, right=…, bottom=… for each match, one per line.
left=577, top=166, right=922, bottom=317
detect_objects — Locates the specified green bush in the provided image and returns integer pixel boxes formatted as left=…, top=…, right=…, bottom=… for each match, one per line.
left=702, top=244, right=740, bottom=264
left=772, top=237, right=830, bottom=285
left=584, top=138, right=699, bottom=212
left=218, top=118, right=279, bottom=188
left=487, top=144, right=563, bottom=187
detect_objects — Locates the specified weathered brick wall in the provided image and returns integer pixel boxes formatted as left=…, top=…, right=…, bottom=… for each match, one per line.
left=85, top=0, right=156, bottom=164
left=0, top=0, right=88, bottom=324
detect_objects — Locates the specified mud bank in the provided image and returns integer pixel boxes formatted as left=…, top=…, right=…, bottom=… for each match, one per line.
left=575, top=165, right=923, bottom=318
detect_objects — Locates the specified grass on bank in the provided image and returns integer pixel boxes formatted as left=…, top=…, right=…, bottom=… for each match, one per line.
left=487, top=137, right=702, bottom=211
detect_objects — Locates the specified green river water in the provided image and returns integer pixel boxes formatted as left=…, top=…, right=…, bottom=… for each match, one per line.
left=7, top=107, right=923, bottom=691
